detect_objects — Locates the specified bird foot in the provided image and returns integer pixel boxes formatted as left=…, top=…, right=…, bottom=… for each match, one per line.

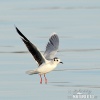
left=40, top=78, right=42, bottom=84
left=45, top=78, right=48, bottom=84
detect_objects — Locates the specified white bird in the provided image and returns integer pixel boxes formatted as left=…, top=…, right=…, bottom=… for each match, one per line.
left=15, top=27, right=63, bottom=84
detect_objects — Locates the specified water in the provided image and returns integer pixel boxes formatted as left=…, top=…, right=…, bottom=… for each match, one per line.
left=0, top=0, right=100, bottom=100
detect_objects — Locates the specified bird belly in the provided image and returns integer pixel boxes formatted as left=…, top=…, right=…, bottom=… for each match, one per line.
left=37, top=63, right=57, bottom=74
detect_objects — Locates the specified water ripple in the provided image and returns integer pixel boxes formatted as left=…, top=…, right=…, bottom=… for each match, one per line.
left=29, top=7, right=100, bottom=11
left=53, top=84, right=100, bottom=88
left=0, top=48, right=100, bottom=54
left=54, top=68, right=100, bottom=71
left=59, top=49, right=100, bottom=52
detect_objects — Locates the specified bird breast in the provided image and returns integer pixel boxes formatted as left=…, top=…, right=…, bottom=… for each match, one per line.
left=36, top=61, right=57, bottom=74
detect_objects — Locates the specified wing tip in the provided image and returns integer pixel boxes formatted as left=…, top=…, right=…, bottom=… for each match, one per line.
left=15, top=26, right=29, bottom=42
left=52, top=32, right=57, bottom=34
left=15, top=26, right=21, bottom=35
left=51, top=32, right=57, bottom=35
left=50, top=32, right=59, bottom=41
left=14, top=25, right=19, bottom=32
left=50, top=32, right=58, bottom=38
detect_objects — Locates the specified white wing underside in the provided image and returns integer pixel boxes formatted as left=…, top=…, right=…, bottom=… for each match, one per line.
left=44, top=33, right=59, bottom=60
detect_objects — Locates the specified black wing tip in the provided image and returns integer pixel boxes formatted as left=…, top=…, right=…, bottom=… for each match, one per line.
left=14, top=25, right=18, bottom=31
left=15, top=26, right=29, bottom=42
left=15, top=26, right=20, bottom=34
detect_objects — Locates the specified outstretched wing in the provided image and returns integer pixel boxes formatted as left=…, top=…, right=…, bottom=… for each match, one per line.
left=44, top=33, right=59, bottom=60
left=15, top=27, right=46, bottom=66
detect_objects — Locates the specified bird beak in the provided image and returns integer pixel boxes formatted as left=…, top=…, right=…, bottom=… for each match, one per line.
left=60, top=62, right=63, bottom=64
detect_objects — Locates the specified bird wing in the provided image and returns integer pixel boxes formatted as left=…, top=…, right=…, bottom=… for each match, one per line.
left=15, top=27, right=46, bottom=66
left=44, top=33, right=59, bottom=60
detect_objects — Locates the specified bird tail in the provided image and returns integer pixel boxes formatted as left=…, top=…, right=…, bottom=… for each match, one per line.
left=26, top=70, right=39, bottom=75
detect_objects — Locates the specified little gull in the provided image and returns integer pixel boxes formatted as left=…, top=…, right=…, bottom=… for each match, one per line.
left=15, top=27, right=63, bottom=84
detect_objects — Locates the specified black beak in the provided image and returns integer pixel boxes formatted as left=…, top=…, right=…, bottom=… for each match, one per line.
left=60, top=62, right=63, bottom=64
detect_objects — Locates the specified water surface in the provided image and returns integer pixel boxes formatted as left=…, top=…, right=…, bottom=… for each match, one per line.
left=0, top=0, right=100, bottom=100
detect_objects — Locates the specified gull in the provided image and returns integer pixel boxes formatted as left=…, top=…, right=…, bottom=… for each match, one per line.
left=15, top=26, right=63, bottom=84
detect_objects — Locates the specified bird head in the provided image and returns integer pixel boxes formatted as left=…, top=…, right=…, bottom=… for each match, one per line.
left=53, top=57, right=63, bottom=64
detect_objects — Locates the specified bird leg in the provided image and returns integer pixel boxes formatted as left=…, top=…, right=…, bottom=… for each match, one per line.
left=40, top=75, right=42, bottom=84
left=44, top=74, right=47, bottom=84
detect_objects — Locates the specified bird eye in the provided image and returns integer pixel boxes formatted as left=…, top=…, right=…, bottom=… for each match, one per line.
left=57, top=60, right=58, bottom=61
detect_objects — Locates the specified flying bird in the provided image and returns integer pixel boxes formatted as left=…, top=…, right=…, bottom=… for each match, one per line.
left=15, top=27, right=63, bottom=84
